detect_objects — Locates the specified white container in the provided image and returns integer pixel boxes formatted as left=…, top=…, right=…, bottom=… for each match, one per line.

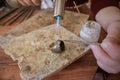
left=80, top=21, right=101, bottom=43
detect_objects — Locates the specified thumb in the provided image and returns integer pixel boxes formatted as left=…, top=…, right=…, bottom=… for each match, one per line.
left=89, top=44, right=110, bottom=61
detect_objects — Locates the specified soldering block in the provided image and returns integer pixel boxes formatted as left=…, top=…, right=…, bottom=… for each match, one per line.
left=3, top=24, right=89, bottom=80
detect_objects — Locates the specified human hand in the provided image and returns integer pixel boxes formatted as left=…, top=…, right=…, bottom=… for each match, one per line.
left=90, top=21, right=120, bottom=74
left=17, top=0, right=40, bottom=6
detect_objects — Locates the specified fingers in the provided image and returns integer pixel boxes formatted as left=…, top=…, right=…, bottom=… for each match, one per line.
left=17, top=0, right=40, bottom=6
left=31, top=0, right=40, bottom=6
left=24, top=0, right=34, bottom=6
left=97, top=61, right=115, bottom=73
left=90, top=45, right=111, bottom=66
left=18, top=0, right=28, bottom=6
left=97, top=60, right=118, bottom=73
left=90, top=44, right=120, bottom=73
left=102, top=38, right=120, bottom=61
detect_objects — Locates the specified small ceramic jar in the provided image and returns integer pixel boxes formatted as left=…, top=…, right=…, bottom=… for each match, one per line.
left=80, top=20, right=101, bottom=43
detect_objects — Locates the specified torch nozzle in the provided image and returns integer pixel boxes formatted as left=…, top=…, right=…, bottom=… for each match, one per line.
left=54, top=0, right=65, bottom=19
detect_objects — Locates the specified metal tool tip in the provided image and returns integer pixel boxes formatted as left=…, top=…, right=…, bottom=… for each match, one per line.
left=51, top=40, right=65, bottom=53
